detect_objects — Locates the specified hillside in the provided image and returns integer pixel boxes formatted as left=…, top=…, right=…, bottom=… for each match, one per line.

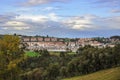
left=63, top=67, right=120, bottom=80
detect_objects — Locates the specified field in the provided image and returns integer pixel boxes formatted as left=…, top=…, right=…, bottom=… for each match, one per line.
left=25, top=51, right=76, bottom=57
left=25, top=51, right=40, bottom=57
left=63, top=67, right=120, bottom=80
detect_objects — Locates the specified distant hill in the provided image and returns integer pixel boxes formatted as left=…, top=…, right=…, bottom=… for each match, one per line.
left=63, top=67, right=120, bottom=80
left=110, top=36, right=120, bottom=40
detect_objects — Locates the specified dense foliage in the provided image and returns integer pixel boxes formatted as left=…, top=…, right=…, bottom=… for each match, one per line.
left=0, top=35, right=24, bottom=80
left=0, top=35, right=120, bottom=80
left=19, top=44, right=120, bottom=80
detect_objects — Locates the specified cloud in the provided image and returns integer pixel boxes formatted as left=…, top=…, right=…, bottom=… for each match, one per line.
left=0, top=13, right=62, bottom=32
left=22, top=0, right=68, bottom=6
left=42, top=7, right=60, bottom=11
left=93, top=0, right=120, bottom=8
left=62, top=15, right=120, bottom=30
left=2, top=21, right=30, bottom=30
left=0, top=13, right=120, bottom=37
left=48, top=13, right=61, bottom=21
left=62, top=15, right=98, bottom=30
left=104, top=16, right=120, bottom=29
left=0, top=14, right=17, bottom=22
left=15, top=15, right=48, bottom=22
left=13, top=27, right=30, bottom=30
left=0, top=14, right=31, bottom=30
left=5, top=21, right=27, bottom=27
left=110, top=9, right=120, bottom=13
left=15, top=13, right=61, bottom=22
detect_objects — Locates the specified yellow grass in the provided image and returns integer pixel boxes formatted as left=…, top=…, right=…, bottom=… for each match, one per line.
left=63, top=67, right=120, bottom=80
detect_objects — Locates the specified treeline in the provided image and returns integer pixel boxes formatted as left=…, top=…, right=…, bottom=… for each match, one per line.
left=0, top=35, right=120, bottom=80
left=18, top=45, right=120, bottom=80
left=110, top=35, right=120, bottom=40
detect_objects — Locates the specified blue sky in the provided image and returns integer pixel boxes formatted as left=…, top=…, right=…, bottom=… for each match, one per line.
left=0, top=0, right=120, bottom=38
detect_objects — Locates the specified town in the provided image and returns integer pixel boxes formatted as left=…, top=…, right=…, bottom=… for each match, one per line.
left=20, top=35, right=120, bottom=52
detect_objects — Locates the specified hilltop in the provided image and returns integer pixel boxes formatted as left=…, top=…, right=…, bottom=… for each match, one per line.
left=63, top=67, right=120, bottom=80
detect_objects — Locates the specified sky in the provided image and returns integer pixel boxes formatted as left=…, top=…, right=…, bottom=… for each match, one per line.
left=0, top=0, right=120, bottom=38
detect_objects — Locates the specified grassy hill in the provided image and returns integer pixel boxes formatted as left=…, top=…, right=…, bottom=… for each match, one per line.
left=63, top=67, right=120, bottom=80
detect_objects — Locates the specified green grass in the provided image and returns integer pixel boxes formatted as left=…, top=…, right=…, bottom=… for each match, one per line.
left=25, top=51, right=40, bottom=57
left=25, top=51, right=75, bottom=57
left=63, top=67, right=120, bottom=80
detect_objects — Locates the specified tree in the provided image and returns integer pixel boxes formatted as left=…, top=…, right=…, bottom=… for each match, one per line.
left=0, top=35, right=23, bottom=80
left=40, top=49, right=50, bottom=57
left=60, top=67, right=67, bottom=78
left=43, top=63, right=60, bottom=80
left=113, top=44, right=120, bottom=66
left=60, top=52, right=67, bottom=57
left=0, top=35, right=21, bottom=59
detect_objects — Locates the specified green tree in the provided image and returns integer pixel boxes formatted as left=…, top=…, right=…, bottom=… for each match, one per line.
left=0, top=35, right=23, bottom=80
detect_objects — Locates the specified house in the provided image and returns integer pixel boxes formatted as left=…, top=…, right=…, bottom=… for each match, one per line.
left=44, top=38, right=51, bottom=42
left=21, top=36, right=118, bottom=52
left=38, top=37, right=43, bottom=41
left=31, top=37, right=37, bottom=42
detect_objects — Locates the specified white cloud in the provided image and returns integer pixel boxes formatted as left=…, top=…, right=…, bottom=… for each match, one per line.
left=0, top=13, right=120, bottom=35
left=3, top=21, right=30, bottom=30
left=62, top=15, right=120, bottom=30
left=15, top=13, right=60, bottom=22
left=110, top=9, right=120, bottom=13
left=15, top=15, right=48, bottom=22
left=0, top=13, right=61, bottom=31
left=62, top=15, right=98, bottom=30
left=48, top=13, right=60, bottom=21
left=103, top=16, right=120, bottom=29
left=42, top=7, right=60, bottom=11
left=5, top=21, right=27, bottom=27
left=13, top=26, right=30, bottom=30
left=2, top=27, right=8, bottom=30
left=22, top=0, right=67, bottom=6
